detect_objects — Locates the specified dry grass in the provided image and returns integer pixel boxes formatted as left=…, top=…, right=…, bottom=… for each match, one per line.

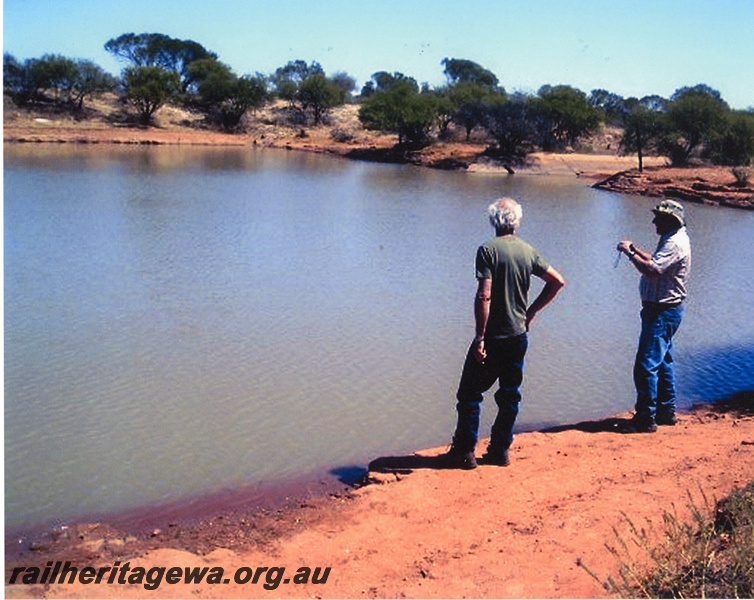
left=581, top=481, right=754, bottom=598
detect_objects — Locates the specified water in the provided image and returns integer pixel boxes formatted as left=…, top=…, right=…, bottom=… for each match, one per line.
left=5, top=145, right=754, bottom=531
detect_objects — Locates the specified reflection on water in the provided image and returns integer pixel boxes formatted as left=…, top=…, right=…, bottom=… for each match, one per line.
left=4, top=145, right=754, bottom=531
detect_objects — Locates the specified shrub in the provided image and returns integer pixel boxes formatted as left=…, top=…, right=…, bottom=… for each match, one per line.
left=732, top=166, right=752, bottom=187
left=330, top=128, right=355, bottom=143
left=713, top=113, right=754, bottom=166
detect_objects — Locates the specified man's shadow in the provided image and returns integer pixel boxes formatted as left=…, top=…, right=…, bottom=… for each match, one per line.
left=329, top=453, right=471, bottom=485
left=361, top=391, right=753, bottom=477
left=540, top=416, right=632, bottom=434
left=365, top=416, right=633, bottom=475
left=367, top=453, right=456, bottom=474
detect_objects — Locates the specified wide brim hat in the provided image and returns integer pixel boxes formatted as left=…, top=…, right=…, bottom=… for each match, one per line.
left=652, top=199, right=685, bottom=227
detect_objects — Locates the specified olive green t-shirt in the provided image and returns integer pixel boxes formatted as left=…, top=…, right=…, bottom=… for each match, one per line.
left=475, top=235, right=550, bottom=338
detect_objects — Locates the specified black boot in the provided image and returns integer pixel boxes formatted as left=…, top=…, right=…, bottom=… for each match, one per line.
left=439, top=445, right=478, bottom=470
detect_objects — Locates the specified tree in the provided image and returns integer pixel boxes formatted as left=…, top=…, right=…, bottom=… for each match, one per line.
left=441, top=58, right=499, bottom=89
left=661, top=84, right=729, bottom=165
left=3, top=54, right=80, bottom=105
left=658, top=84, right=729, bottom=165
left=358, top=74, right=438, bottom=146
left=432, top=86, right=456, bottom=139
left=588, top=88, right=626, bottom=125
left=483, top=97, right=543, bottom=161
left=3, top=53, right=115, bottom=111
left=105, top=33, right=153, bottom=64
left=446, top=82, right=506, bottom=140
left=359, top=71, right=415, bottom=97
left=190, top=59, right=269, bottom=130
left=619, top=96, right=667, bottom=171
left=105, top=33, right=217, bottom=92
left=436, top=59, right=505, bottom=140
left=270, top=60, right=324, bottom=105
left=268, top=61, right=352, bottom=124
left=216, top=75, right=268, bottom=129
left=638, top=94, right=669, bottom=113
left=3, top=53, right=42, bottom=104
left=710, top=111, right=754, bottom=166
left=69, top=60, right=117, bottom=111
left=185, top=56, right=234, bottom=99
left=121, top=65, right=180, bottom=125
left=330, top=71, right=357, bottom=102
left=297, top=73, right=346, bottom=124
left=536, top=85, right=602, bottom=150
left=28, top=54, right=79, bottom=103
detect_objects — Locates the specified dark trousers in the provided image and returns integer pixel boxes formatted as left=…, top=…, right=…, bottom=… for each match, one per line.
left=452, top=334, right=528, bottom=453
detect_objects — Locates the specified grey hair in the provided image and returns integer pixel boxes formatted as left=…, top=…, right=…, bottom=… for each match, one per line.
left=488, top=197, right=523, bottom=232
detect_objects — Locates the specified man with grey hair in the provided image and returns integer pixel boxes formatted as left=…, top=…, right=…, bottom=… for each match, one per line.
left=616, top=199, right=691, bottom=433
left=443, top=197, right=565, bottom=469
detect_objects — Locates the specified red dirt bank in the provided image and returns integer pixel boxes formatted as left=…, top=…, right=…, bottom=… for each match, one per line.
left=594, top=166, right=754, bottom=210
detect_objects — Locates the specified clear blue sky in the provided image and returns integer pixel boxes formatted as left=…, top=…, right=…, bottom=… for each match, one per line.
left=3, top=0, right=753, bottom=109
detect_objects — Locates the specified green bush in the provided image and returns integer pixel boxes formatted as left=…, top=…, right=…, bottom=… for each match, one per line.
left=713, top=113, right=754, bottom=167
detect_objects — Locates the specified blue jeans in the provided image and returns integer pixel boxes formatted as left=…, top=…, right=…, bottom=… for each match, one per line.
left=452, top=334, right=528, bottom=452
left=633, top=303, right=683, bottom=423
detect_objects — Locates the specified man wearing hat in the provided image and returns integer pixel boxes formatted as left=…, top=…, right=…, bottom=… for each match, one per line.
left=617, top=199, right=691, bottom=433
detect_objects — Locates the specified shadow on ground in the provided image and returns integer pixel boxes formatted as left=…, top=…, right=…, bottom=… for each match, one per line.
left=367, top=453, right=454, bottom=475
left=540, top=417, right=631, bottom=434
left=361, top=390, right=753, bottom=477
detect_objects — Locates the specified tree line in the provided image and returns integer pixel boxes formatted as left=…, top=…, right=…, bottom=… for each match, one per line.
left=4, top=33, right=353, bottom=130
left=4, top=32, right=754, bottom=168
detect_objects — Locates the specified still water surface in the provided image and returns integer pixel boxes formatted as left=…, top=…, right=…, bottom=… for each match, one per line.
left=5, top=145, right=754, bottom=530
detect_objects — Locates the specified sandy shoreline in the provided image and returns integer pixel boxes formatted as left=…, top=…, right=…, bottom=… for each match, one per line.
left=6, top=121, right=753, bottom=209
left=6, top=397, right=754, bottom=599
left=2, top=122, right=660, bottom=177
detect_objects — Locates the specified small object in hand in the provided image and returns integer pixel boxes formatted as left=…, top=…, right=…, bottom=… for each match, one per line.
left=613, top=251, right=622, bottom=268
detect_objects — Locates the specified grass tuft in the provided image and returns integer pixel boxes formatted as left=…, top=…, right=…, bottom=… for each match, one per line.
left=581, top=481, right=754, bottom=598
